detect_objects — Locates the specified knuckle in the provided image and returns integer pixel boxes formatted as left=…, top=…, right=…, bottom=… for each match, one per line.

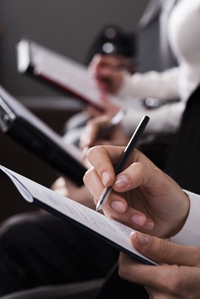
left=118, top=254, right=130, bottom=280
left=156, top=265, right=183, bottom=295
left=118, top=264, right=129, bottom=280
left=187, top=246, right=200, bottom=266
left=159, top=240, right=175, bottom=258
left=164, top=267, right=184, bottom=294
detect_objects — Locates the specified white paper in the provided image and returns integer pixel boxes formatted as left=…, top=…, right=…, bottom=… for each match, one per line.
left=29, top=41, right=125, bottom=109
left=0, top=165, right=156, bottom=265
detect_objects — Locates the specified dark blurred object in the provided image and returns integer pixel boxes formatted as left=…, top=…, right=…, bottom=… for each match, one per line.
left=164, top=85, right=200, bottom=194
left=0, top=85, right=86, bottom=186
left=85, top=25, right=137, bottom=65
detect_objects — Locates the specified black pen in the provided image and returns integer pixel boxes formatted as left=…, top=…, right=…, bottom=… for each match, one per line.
left=96, top=115, right=150, bottom=211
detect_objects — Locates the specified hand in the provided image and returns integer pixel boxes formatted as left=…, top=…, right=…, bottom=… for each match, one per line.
left=83, top=146, right=190, bottom=238
left=89, top=54, right=127, bottom=93
left=51, top=176, right=95, bottom=209
left=118, top=232, right=200, bottom=299
left=86, top=92, right=121, bottom=119
left=79, top=115, right=129, bottom=150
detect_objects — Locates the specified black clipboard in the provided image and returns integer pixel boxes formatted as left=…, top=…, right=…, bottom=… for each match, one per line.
left=0, top=85, right=86, bottom=186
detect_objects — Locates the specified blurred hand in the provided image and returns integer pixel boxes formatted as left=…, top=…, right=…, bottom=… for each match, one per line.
left=79, top=115, right=129, bottom=151
left=118, top=232, right=200, bottom=299
left=86, top=92, right=121, bottom=119
left=89, top=54, right=128, bottom=93
left=83, top=146, right=190, bottom=238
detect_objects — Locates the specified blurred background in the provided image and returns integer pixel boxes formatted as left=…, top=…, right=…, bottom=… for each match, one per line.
left=0, top=0, right=148, bottom=222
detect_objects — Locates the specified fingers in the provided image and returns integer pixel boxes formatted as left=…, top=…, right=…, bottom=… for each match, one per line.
left=84, top=145, right=190, bottom=238
left=84, top=147, right=153, bottom=210
left=85, top=145, right=126, bottom=186
left=113, top=161, right=155, bottom=192
left=87, top=145, right=154, bottom=174
left=83, top=147, right=154, bottom=229
left=118, top=234, right=200, bottom=298
left=118, top=252, right=200, bottom=299
left=96, top=68, right=124, bottom=93
left=131, top=232, right=200, bottom=267
left=85, top=145, right=161, bottom=198
left=88, top=54, right=102, bottom=72
left=85, top=145, right=190, bottom=237
left=89, top=54, right=125, bottom=71
left=83, top=146, right=117, bottom=189
left=79, top=116, right=110, bottom=149
left=88, top=54, right=124, bottom=93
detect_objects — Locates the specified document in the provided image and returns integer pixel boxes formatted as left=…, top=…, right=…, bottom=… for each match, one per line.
left=16, top=38, right=126, bottom=111
left=0, top=85, right=86, bottom=186
left=0, top=164, right=157, bottom=266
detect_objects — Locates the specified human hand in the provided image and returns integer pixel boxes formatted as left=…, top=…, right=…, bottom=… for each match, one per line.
left=79, top=115, right=129, bottom=151
left=89, top=54, right=127, bottom=93
left=86, top=91, right=121, bottom=119
left=118, top=232, right=200, bottom=299
left=51, top=176, right=95, bottom=209
left=83, top=146, right=190, bottom=238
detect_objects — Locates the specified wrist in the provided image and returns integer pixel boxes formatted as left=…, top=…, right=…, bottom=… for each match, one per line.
left=170, top=190, right=200, bottom=246
left=167, top=192, right=190, bottom=239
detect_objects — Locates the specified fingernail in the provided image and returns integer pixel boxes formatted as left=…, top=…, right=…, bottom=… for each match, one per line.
left=102, top=171, right=111, bottom=185
left=82, top=146, right=89, bottom=155
left=143, top=220, right=154, bottom=230
left=111, top=201, right=126, bottom=213
left=136, top=232, right=150, bottom=246
left=114, top=175, right=129, bottom=188
left=131, top=214, right=146, bottom=226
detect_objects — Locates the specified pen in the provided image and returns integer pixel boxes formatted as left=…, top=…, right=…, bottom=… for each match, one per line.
left=83, top=107, right=128, bottom=153
left=96, top=115, right=150, bottom=211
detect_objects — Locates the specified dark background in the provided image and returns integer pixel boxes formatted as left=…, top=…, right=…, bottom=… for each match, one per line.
left=0, top=0, right=148, bottom=222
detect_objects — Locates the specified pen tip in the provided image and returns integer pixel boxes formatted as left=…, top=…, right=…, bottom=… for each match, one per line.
left=96, top=203, right=101, bottom=211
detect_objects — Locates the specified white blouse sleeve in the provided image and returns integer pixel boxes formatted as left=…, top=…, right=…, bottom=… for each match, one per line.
left=121, top=100, right=185, bottom=136
left=170, top=190, right=200, bottom=246
left=118, top=67, right=180, bottom=101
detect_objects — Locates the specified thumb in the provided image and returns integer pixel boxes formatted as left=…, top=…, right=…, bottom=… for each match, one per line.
left=131, top=231, right=200, bottom=266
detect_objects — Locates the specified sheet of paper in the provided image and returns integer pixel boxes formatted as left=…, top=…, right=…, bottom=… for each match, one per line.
left=0, top=165, right=156, bottom=265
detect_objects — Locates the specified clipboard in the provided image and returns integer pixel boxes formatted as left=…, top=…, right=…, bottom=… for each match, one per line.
left=0, top=164, right=157, bottom=266
left=0, top=85, right=86, bottom=186
left=16, top=38, right=124, bottom=111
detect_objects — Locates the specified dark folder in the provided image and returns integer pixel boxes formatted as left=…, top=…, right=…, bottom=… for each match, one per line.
left=16, top=38, right=123, bottom=111
left=0, top=85, right=86, bottom=186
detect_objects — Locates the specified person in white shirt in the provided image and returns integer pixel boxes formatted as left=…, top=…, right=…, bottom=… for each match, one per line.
left=1, top=1, right=200, bottom=298
left=63, top=1, right=181, bottom=170
left=83, top=143, right=200, bottom=298
left=1, top=129, right=200, bottom=299
left=90, top=0, right=200, bottom=137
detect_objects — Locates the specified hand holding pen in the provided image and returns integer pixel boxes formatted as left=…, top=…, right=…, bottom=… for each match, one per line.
left=95, top=115, right=149, bottom=211
left=80, top=107, right=129, bottom=155
left=83, top=117, right=190, bottom=237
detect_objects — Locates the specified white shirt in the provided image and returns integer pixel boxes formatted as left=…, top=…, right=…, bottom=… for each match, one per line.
left=119, top=0, right=200, bottom=136
left=169, top=0, right=200, bottom=102
left=171, top=191, right=200, bottom=246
